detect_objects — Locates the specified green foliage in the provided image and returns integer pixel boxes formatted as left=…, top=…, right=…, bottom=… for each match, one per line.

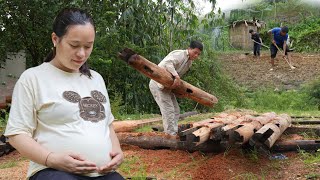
left=298, top=149, right=320, bottom=165
left=0, top=0, right=83, bottom=66
left=290, top=17, right=320, bottom=52
left=303, top=78, right=320, bottom=110
left=244, top=88, right=318, bottom=114
left=0, top=109, right=9, bottom=131
left=0, top=160, right=17, bottom=169
left=109, top=92, right=125, bottom=119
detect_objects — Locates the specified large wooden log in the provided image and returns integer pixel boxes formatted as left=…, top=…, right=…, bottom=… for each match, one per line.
left=233, top=121, right=262, bottom=144
left=250, top=114, right=291, bottom=148
left=118, top=48, right=218, bottom=107
left=0, top=135, right=15, bottom=157
left=272, top=140, right=320, bottom=152
left=117, top=132, right=178, bottom=149
left=114, top=111, right=198, bottom=133
left=292, top=120, right=320, bottom=125
left=192, top=126, right=211, bottom=146
left=117, top=132, right=225, bottom=152
left=254, top=112, right=277, bottom=125
left=113, top=117, right=161, bottom=132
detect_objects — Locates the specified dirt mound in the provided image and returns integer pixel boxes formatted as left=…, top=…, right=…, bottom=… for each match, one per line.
left=218, top=51, right=320, bottom=90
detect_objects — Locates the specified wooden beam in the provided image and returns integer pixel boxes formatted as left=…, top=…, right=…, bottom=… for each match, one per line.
left=292, top=120, right=320, bottom=125
left=117, top=132, right=178, bottom=149
left=192, top=126, right=211, bottom=145
left=250, top=115, right=291, bottom=148
left=272, top=140, right=320, bottom=152
left=118, top=48, right=218, bottom=107
left=117, top=132, right=225, bottom=152
left=284, top=126, right=320, bottom=136
left=113, top=117, right=161, bottom=132
left=233, top=121, right=262, bottom=144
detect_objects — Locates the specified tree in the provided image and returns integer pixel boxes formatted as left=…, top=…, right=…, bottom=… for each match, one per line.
left=1, top=0, right=234, bottom=115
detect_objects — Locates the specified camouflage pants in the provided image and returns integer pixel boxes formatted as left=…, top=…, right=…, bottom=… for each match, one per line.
left=149, top=80, right=180, bottom=135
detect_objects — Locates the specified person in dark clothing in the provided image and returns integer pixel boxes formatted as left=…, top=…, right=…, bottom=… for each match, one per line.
left=249, top=29, right=263, bottom=58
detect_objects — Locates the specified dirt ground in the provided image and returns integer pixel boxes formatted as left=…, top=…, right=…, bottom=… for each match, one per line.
left=0, top=142, right=319, bottom=180
left=0, top=52, right=320, bottom=180
left=218, top=51, right=320, bottom=90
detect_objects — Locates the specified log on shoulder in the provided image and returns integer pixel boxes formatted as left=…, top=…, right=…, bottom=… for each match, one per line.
left=118, top=48, right=218, bottom=107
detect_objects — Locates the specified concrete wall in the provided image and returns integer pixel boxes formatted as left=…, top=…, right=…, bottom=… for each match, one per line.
left=0, top=50, right=26, bottom=102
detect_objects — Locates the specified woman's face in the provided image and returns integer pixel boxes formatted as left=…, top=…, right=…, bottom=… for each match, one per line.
left=51, top=23, right=95, bottom=73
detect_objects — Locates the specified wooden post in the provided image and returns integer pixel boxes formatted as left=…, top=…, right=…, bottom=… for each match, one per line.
left=118, top=48, right=218, bottom=107
left=233, top=121, right=262, bottom=144
left=250, top=114, right=291, bottom=148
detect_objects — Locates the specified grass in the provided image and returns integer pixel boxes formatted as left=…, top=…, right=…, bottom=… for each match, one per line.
left=298, top=149, right=320, bottom=165
left=244, top=89, right=320, bottom=117
left=119, top=155, right=148, bottom=179
left=298, top=131, right=320, bottom=140
left=163, top=155, right=208, bottom=180
left=0, top=160, right=18, bottom=169
left=305, top=173, right=320, bottom=179
left=116, top=113, right=160, bottom=121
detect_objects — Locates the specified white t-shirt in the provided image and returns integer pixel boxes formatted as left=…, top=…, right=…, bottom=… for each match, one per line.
left=5, top=62, right=114, bottom=178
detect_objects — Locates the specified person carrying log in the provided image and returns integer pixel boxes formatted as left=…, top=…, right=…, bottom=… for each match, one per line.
left=249, top=29, right=263, bottom=58
left=268, top=26, right=294, bottom=70
left=149, top=40, right=203, bottom=136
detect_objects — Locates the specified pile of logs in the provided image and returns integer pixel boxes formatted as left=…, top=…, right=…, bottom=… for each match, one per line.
left=118, top=111, right=320, bottom=152
left=179, top=112, right=292, bottom=150
left=0, top=134, right=14, bottom=157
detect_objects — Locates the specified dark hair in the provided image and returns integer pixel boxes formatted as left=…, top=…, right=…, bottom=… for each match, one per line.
left=44, top=8, right=95, bottom=78
left=281, top=26, right=289, bottom=33
left=189, top=40, right=203, bottom=51
left=249, top=29, right=254, bottom=33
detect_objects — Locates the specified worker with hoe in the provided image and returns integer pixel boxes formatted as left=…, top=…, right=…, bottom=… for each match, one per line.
left=268, top=26, right=294, bottom=70
left=249, top=29, right=263, bottom=58
left=149, top=40, right=203, bottom=136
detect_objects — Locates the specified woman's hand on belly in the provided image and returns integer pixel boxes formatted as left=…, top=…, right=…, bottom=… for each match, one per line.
left=46, top=151, right=98, bottom=174
left=97, top=151, right=124, bottom=173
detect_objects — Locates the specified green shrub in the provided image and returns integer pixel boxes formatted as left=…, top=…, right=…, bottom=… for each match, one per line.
left=303, top=78, right=320, bottom=110
left=245, top=88, right=318, bottom=113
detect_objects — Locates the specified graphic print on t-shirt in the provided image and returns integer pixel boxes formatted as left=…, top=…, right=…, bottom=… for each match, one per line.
left=63, top=90, right=106, bottom=122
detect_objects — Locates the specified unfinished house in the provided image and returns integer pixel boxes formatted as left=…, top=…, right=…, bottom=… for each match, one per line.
left=229, top=20, right=266, bottom=50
